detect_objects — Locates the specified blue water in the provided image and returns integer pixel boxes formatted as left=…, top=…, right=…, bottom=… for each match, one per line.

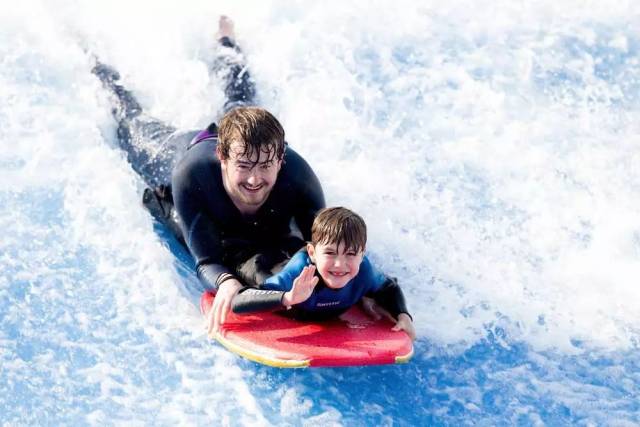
left=2, top=1, right=640, bottom=425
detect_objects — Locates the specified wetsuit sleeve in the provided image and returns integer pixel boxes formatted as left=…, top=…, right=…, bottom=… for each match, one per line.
left=172, top=170, right=233, bottom=291
left=232, top=288, right=286, bottom=314
left=362, top=257, right=412, bottom=320
left=368, top=277, right=412, bottom=320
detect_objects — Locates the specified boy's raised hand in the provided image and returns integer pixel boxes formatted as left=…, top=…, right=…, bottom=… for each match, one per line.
left=282, top=265, right=319, bottom=307
left=392, top=313, right=416, bottom=341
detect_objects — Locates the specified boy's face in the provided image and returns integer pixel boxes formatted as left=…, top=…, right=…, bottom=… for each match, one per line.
left=307, top=242, right=364, bottom=289
left=218, top=140, right=282, bottom=212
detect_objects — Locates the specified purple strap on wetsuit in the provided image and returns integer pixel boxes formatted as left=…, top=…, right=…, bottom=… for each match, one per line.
left=188, top=128, right=218, bottom=149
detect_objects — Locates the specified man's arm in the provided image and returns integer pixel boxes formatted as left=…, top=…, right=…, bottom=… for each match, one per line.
left=172, top=158, right=235, bottom=290
left=172, top=166, right=246, bottom=335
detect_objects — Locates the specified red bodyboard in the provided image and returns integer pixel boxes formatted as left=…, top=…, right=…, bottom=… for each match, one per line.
left=200, top=291, right=413, bottom=368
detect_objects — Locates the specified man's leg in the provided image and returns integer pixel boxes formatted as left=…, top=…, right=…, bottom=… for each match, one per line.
left=92, top=60, right=190, bottom=188
left=142, top=16, right=260, bottom=246
left=211, top=16, right=257, bottom=113
left=92, top=61, right=193, bottom=243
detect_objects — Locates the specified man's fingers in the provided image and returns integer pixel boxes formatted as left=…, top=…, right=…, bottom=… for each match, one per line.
left=213, top=299, right=222, bottom=334
left=207, top=306, right=215, bottom=336
left=209, top=299, right=220, bottom=337
left=220, top=298, right=230, bottom=326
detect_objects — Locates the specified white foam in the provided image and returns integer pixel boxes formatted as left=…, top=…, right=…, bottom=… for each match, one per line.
left=5, top=0, right=640, bottom=353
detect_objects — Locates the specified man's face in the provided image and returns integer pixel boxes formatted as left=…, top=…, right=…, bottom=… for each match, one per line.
left=219, top=140, right=282, bottom=213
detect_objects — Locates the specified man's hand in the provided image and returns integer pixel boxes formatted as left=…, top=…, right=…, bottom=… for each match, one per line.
left=392, top=313, right=416, bottom=341
left=207, top=279, right=243, bottom=337
left=282, top=266, right=318, bottom=307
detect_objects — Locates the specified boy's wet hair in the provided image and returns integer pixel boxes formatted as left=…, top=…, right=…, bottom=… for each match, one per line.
left=311, top=207, right=367, bottom=253
left=217, top=107, right=286, bottom=164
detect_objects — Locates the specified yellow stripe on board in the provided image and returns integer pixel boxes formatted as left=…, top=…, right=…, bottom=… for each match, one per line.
left=395, top=346, right=414, bottom=364
left=214, top=332, right=310, bottom=368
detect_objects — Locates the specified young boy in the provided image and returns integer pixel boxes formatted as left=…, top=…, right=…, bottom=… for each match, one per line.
left=232, top=207, right=416, bottom=340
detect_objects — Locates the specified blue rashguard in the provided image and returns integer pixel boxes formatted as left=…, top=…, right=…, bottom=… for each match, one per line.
left=232, top=251, right=411, bottom=321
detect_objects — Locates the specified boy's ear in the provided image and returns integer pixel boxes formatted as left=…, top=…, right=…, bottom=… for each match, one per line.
left=306, top=243, right=316, bottom=263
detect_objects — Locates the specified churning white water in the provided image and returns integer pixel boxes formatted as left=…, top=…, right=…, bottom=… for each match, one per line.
left=1, top=0, right=639, bottom=424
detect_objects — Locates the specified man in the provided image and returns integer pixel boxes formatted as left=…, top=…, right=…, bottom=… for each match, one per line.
left=92, top=17, right=325, bottom=335
left=173, top=107, right=324, bottom=335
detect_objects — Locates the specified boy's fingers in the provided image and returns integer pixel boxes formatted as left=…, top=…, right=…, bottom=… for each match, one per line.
left=304, top=267, right=315, bottom=283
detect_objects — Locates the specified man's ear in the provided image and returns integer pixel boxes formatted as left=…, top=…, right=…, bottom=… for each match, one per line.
left=215, top=144, right=225, bottom=161
left=306, top=243, right=316, bottom=263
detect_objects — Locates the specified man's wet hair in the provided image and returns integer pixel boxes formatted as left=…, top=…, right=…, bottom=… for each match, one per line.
left=311, top=207, right=367, bottom=253
left=217, top=107, right=286, bottom=164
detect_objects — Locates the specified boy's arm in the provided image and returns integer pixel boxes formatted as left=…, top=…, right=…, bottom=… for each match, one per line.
left=232, top=288, right=287, bottom=313
left=359, top=257, right=412, bottom=320
left=367, top=277, right=412, bottom=320
left=366, top=272, right=416, bottom=341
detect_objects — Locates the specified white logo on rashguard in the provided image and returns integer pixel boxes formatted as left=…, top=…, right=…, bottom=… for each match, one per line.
left=316, top=301, right=341, bottom=307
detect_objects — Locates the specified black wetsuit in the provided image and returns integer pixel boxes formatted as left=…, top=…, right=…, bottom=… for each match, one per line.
left=92, top=36, right=325, bottom=289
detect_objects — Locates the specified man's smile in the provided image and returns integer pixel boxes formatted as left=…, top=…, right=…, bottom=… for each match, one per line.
left=242, top=184, right=264, bottom=192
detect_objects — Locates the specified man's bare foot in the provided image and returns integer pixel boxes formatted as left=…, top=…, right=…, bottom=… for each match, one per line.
left=217, top=15, right=235, bottom=41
